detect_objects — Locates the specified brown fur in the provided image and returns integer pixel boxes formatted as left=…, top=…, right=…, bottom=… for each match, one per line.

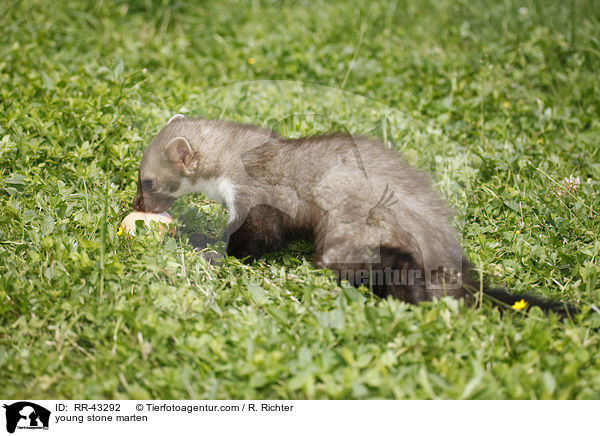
left=133, top=116, right=577, bottom=316
left=134, top=117, right=467, bottom=303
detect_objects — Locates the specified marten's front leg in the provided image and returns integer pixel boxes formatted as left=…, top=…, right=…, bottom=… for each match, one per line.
left=226, top=204, right=292, bottom=261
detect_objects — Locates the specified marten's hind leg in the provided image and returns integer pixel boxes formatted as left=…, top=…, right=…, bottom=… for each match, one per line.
left=312, top=219, right=431, bottom=304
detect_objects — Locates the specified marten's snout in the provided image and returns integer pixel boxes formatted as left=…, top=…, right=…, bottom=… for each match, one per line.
left=133, top=175, right=145, bottom=211
left=133, top=191, right=144, bottom=211
left=133, top=188, right=176, bottom=213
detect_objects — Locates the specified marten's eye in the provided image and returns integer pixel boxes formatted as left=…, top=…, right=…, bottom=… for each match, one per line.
left=142, top=180, right=153, bottom=191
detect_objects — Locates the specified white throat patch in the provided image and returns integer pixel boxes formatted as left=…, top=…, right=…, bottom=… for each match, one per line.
left=172, top=177, right=237, bottom=224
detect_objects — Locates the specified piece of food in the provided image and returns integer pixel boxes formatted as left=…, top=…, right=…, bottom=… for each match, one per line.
left=119, top=211, right=175, bottom=236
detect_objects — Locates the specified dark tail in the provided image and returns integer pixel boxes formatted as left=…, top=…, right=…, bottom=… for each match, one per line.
left=461, top=259, right=577, bottom=319
left=476, top=286, right=578, bottom=319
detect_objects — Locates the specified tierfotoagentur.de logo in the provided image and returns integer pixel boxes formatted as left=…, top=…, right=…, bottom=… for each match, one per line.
left=3, top=402, right=50, bottom=434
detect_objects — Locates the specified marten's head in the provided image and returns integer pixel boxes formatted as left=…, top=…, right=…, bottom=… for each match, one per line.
left=133, top=114, right=196, bottom=213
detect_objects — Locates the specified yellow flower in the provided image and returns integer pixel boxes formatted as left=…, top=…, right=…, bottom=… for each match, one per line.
left=117, top=226, right=124, bottom=237
left=512, top=299, right=528, bottom=310
left=502, top=101, right=510, bottom=108
left=247, top=57, right=256, bottom=65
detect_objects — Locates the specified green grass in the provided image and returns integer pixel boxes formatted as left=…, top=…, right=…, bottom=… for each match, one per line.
left=1, top=0, right=600, bottom=399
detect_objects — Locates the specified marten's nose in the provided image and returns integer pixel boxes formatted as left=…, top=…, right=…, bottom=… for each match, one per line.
left=133, top=193, right=144, bottom=211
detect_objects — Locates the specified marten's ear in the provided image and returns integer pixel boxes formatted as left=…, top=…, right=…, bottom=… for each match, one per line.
left=167, top=114, right=186, bottom=124
left=164, top=136, right=193, bottom=171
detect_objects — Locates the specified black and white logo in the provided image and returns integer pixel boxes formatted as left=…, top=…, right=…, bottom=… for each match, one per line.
left=3, top=402, right=50, bottom=434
